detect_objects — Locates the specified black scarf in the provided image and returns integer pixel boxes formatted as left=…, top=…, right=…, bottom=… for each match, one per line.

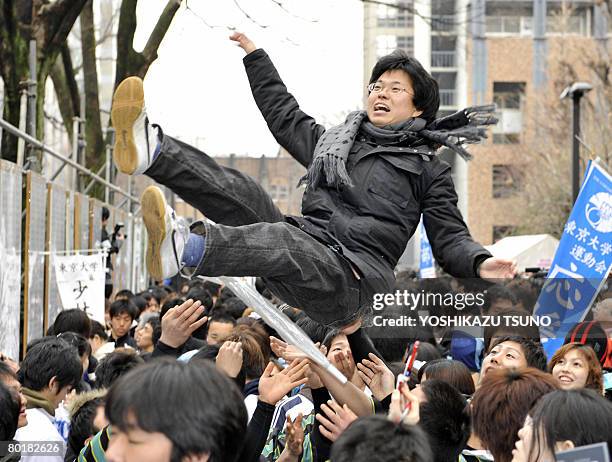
left=299, top=105, right=497, bottom=190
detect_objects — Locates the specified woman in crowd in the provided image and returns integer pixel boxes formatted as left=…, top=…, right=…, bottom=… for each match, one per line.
left=471, top=368, right=558, bottom=462
left=512, top=389, right=612, bottom=462
left=548, top=343, right=603, bottom=393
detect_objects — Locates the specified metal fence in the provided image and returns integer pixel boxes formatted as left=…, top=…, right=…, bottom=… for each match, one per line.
left=0, top=115, right=148, bottom=359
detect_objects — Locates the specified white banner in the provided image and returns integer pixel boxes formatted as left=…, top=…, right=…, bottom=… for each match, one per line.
left=54, top=253, right=106, bottom=325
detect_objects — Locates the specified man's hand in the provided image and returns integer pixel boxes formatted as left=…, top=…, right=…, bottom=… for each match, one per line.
left=388, top=382, right=420, bottom=426
left=229, top=32, right=257, bottom=54
left=270, top=336, right=314, bottom=362
left=159, top=299, right=207, bottom=348
left=316, top=400, right=358, bottom=442
left=216, top=341, right=243, bottom=378
left=259, top=359, right=309, bottom=405
left=356, top=353, right=395, bottom=401
left=331, top=350, right=355, bottom=380
left=478, top=257, right=517, bottom=280
left=278, top=414, right=304, bottom=462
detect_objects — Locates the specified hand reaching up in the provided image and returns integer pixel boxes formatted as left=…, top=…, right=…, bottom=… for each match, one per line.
left=259, top=359, right=309, bottom=405
left=229, top=31, right=257, bottom=54
left=357, top=353, right=395, bottom=401
left=159, top=299, right=207, bottom=348
left=216, top=341, right=243, bottom=378
left=316, top=400, right=358, bottom=442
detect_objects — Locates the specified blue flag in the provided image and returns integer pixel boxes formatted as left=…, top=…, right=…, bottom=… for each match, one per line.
left=419, top=219, right=436, bottom=278
left=535, top=160, right=612, bottom=358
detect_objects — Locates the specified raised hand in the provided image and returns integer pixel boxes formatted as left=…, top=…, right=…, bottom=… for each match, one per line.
left=159, top=299, right=207, bottom=348
left=285, top=414, right=304, bottom=456
left=316, top=400, right=358, bottom=442
left=258, top=359, right=309, bottom=405
left=229, top=31, right=257, bottom=54
left=388, top=382, right=420, bottom=426
left=270, top=336, right=313, bottom=362
left=478, top=257, right=517, bottom=280
left=356, top=353, right=395, bottom=401
left=216, top=341, right=243, bottom=378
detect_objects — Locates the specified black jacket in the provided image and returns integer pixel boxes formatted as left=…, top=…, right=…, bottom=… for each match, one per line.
left=244, top=49, right=490, bottom=293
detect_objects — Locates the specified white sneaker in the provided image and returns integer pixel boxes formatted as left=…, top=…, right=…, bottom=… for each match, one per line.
left=140, top=186, right=189, bottom=281
left=111, top=77, right=158, bottom=175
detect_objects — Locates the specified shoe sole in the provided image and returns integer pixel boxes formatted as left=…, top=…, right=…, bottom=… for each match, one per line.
left=141, top=186, right=167, bottom=281
left=111, top=76, right=144, bottom=174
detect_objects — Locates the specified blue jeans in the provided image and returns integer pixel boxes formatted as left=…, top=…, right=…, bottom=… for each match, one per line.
left=146, top=135, right=368, bottom=327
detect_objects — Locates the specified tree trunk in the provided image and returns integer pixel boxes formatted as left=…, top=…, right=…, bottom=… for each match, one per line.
left=80, top=0, right=104, bottom=169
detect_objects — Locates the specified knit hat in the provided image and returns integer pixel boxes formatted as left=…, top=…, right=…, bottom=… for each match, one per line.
left=564, top=321, right=610, bottom=366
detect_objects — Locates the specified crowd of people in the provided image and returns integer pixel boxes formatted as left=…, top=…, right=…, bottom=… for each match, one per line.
left=0, top=272, right=610, bottom=462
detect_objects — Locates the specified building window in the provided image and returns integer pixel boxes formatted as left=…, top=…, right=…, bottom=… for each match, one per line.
left=269, top=184, right=288, bottom=202
left=376, top=35, right=413, bottom=58
left=377, top=1, right=413, bottom=28
left=493, top=82, right=525, bottom=144
left=492, top=225, right=517, bottom=242
left=492, top=164, right=524, bottom=199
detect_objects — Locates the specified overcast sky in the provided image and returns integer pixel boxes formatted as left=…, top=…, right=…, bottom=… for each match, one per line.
left=135, top=0, right=364, bottom=156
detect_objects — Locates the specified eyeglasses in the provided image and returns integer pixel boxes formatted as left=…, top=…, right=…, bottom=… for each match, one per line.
left=367, top=82, right=412, bottom=96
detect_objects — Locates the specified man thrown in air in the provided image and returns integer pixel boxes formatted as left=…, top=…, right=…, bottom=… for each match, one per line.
left=110, top=32, right=516, bottom=329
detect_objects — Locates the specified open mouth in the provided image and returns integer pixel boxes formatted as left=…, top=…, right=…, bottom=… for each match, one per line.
left=374, top=103, right=390, bottom=112
left=558, top=375, right=573, bottom=383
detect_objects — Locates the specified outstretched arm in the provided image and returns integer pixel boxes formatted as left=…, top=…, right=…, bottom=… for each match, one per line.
left=230, top=32, right=325, bottom=168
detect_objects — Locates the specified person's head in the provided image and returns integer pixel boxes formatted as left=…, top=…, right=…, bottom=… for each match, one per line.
left=481, top=336, right=547, bottom=379
left=367, top=50, right=439, bottom=127
left=482, top=285, right=519, bottom=316
left=564, top=321, right=610, bottom=367
left=114, top=290, right=135, bottom=302
left=549, top=343, right=603, bottom=393
left=131, top=295, right=148, bottom=317
left=323, top=331, right=356, bottom=380
left=57, top=332, right=92, bottom=376
left=105, top=358, right=247, bottom=462
left=593, top=298, right=612, bottom=322
left=134, top=317, right=161, bottom=352
left=417, top=380, right=471, bottom=462
left=483, top=311, right=541, bottom=353
left=67, top=390, right=108, bottom=454
left=512, top=389, right=612, bottom=462
left=206, top=314, right=237, bottom=345
left=0, top=361, right=27, bottom=428
left=94, top=349, right=144, bottom=389
left=89, top=320, right=109, bottom=354
left=0, top=381, right=20, bottom=441
left=185, top=287, right=214, bottom=314
left=19, top=337, right=82, bottom=408
left=109, top=300, right=138, bottom=339
left=471, top=368, right=558, bottom=462
left=135, top=317, right=161, bottom=353
left=142, top=292, right=161, bottom=313
left=222, top=297, right=248, bottom=319
left=102, top=206, right=110, bottom=226
left=227, top=326, right=269, bottom=381
left=51, top=308, right=92, bottom=338
left=330, top=415, right=433, bottom=462
left=418, top=359, right=475, bottom=396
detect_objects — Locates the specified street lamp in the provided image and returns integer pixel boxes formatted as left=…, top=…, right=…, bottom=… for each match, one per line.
left=560, top=82, right=592, bottom=204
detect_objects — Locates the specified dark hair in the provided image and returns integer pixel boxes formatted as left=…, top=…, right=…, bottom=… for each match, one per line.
left=330, top=415, right=433, bottom=462
left=482, top=284, right=518, bottom=314
left=222, top=297, right=248, bottom=319
left=146, top=317, right=162, bottom=348
left=488, top=336, right=547, bottom=371
left=51, top=308, right=92, bottom=338
left=89, top=320, right=109, bottom=341
left=295, top=316, right=332, bottom=344
left=369, top=50, right=440, bottom=124
left=20, top=337, right=82, bottom=391
left=109, top=299, right=138, bottom=321
left=528, top=389, right=612, bottom=462
left=148, top=286, right=167, bottom=304
left=114, top=289, right=134, bottom=301
left=57, top=332, right=92, bottom=359
left=68, top=394, right=106, bottom=458
left=0, top=361, right=17, bottom=381
left=0, top=381, right=19, bottom=440
left=419, top=359, right=475, bottom=396
left=94, top=350, right=144, bottom=389
left=185, top=287, right=214, bottom=313
left=160, top=297, right=186, bottom=320
left=471, top=368, right=558, bottom=462
left=131, top=295, right=148, bottom=316
left=105, top=358, right=247, bottom=462
left=419, top=380, right=471, bottom=462
left=102, top=206, right=110, bottom=222
left=209, top=313, right=237, bottom=327
left=202, top=281, right=222, bottom=298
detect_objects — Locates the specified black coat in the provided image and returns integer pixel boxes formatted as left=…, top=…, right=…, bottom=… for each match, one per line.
left=244, top=49, right=491, bottom=294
